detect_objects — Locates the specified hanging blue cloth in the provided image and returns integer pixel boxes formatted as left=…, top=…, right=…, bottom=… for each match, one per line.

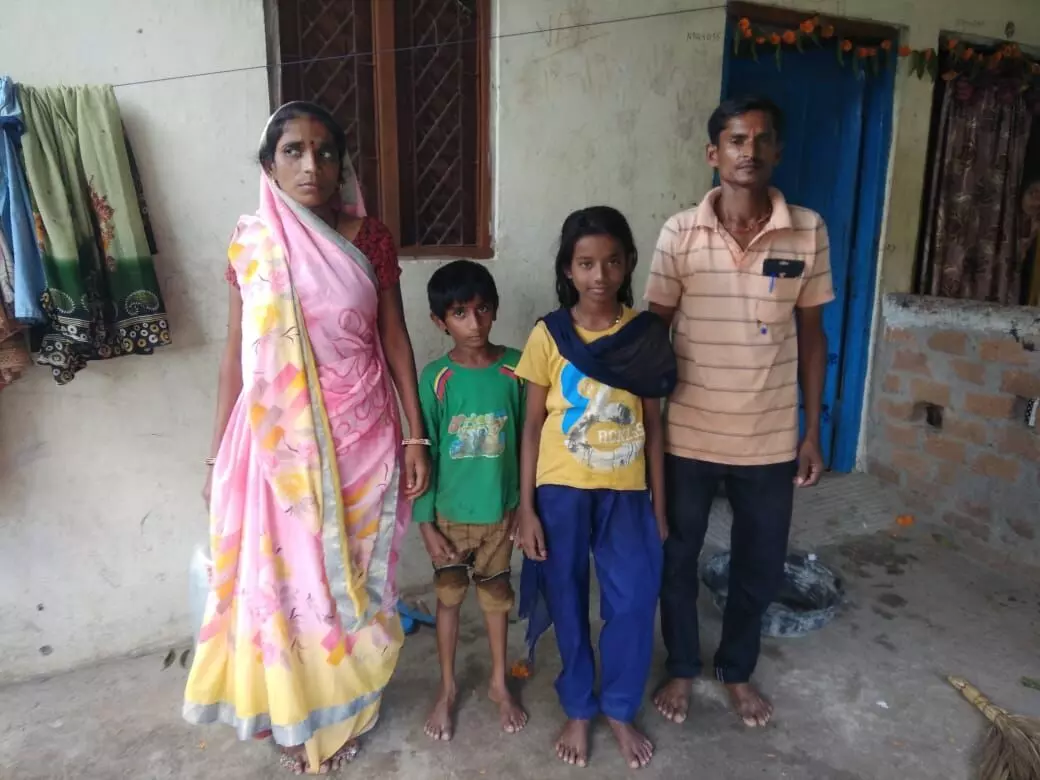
left=0, top=77, right=45, bottom=323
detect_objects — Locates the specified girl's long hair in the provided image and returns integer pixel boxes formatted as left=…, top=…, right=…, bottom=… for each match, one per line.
left=554, top=206, right=637, bottom=308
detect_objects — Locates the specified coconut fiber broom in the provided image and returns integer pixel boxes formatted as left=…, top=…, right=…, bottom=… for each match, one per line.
left=948, top=676, right=1040, bottom=780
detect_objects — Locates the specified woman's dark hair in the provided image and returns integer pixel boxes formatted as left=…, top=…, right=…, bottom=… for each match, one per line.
left=258, top=101, right=347, bottom=174
left=427, top=259, right=500, bottom=320
left=708, top=95, right=785, bottom=145
left=554, top=206, right=637, bottom=309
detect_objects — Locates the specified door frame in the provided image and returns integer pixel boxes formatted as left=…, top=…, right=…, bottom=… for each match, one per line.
left=718, top=11, right=896, bottom=473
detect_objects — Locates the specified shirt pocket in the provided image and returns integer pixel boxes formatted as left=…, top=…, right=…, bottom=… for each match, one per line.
left=755, top=276, right=801, bottom=325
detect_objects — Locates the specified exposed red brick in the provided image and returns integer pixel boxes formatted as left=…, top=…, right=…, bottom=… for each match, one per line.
left=979, top=338, right=1031, bottom=366
left=923, top=435, right=967, bottom=464
left=885, top=423, right=920, bottom=448
left=964, top=393, right=1015, bottom=419
left=885, top=327, right=914, bottom=343
left=878, top=399, right=917, bottom=422
left=882, top=374, right=901, bottom=394
left=1007, top=518, right=1036, bottom=541
left=891, top=449, right=933, bottom=481
left=910, top=378, right=951, bottom=407
left=950, top=359, right=986, bottom=386
left=893, top=349, right=930, bottom=374
left=927, top=331, right=967, bottom=355
left=867, top=458, right=901, bottom=486
left=1000, top=428, right=1040, bottom=462
left=942, top=416, right=988, bottom=446
left=957, top=499, right=991, bottom=521
left=972, top=453, right=1021, bottom=482
left=1000, top=370, right=1040, bottom=398
left=943, top=511, right=990, bottom=541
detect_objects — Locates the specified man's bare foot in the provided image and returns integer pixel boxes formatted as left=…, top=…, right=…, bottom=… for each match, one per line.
left=489, top=682, right=528, bottom=734
left=653, top=678, right=692, bottom=724
left=555, top=719, right=590, bottom=767
left=725, top=682, right=773, bottom=727
left=424, top=684, right=456, bottom=741
left=607, top=718, right=654, bottom=769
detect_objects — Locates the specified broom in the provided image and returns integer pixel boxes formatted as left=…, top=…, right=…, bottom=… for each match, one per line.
left=947, top=676, right=1040, bottom=780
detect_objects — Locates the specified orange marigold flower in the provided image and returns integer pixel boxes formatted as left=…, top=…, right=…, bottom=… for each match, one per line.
left=821, top=24, right=835, bottom=39
left=510, top=660, right=532, bottom=679
left=880, top=40, right=892, bottom=51
left=993, top=50, right=1004, bottom=62
left=743, top=27, right=753, bottom=38
left=770, top=33, right=781, bottom=45
left=756, top=36, right=766, bottom=44
left=856, top=47, right=868, bottom=58
left=738, top=17, right=751, bottom=30
left=962, top=47, right=974, bottom=60
left=841, top=39, right=853, bottom=52
left=782, top=30, right=796, bottom=44
left=800, top=19, right=815, bottom=34
left=898, top=45, right=911, bottom=57
left=946, top=39, right=959, bottom=50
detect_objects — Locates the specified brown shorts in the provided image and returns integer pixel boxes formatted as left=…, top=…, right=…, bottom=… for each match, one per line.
left=433, top=517, right=515, bottom=613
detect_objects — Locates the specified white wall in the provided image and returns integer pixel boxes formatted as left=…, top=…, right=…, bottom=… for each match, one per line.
left=3, top=0, right=1039, bottom=681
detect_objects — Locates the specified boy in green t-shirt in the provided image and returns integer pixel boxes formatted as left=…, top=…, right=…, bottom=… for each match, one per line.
left=414, top=260, right=527, bottom=742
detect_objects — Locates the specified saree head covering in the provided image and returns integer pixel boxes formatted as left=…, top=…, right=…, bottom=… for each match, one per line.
left=184, top=106, right=408, bottom=774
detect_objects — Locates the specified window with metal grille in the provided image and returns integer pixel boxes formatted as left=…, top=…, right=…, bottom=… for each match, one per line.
left=268, top=0, right=492, bottom=258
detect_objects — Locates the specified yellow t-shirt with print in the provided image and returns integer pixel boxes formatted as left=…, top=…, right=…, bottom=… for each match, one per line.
left=515, top=307, right=646, bottom=491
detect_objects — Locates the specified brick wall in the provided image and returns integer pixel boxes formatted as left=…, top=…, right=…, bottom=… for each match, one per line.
left=866, top=295, right=1040, bottom=566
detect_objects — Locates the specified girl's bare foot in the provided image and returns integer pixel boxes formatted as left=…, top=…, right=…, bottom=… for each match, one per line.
left=653, top=678, right=692, bottom=724
left=725, top=682, right=773, bottom=727
left=607, top=718, right=654, bottom=769
left=324, top=740, right=360, bottom=771
left=424, top=683, right=456, bottom=741
left=489, top=682, right=528, bottom=734
left=555, top=719, right=590, bottom=767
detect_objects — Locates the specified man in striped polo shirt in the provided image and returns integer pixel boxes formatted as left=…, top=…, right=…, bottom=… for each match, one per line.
left=644, top=96, right=833, bottom=728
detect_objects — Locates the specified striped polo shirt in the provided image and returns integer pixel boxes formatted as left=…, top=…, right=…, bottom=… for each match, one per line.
left=644, top=187, right=834, bottom=466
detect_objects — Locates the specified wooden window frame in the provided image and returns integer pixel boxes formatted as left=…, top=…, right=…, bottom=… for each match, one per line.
left=268, top=0, right=493, bottom=260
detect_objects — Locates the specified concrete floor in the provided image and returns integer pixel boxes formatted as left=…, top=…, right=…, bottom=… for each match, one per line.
left=2, top=515, right=1039, bottom=778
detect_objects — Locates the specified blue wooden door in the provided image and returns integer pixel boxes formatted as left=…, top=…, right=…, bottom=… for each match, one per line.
left=722, top=38, right=871, bottom=469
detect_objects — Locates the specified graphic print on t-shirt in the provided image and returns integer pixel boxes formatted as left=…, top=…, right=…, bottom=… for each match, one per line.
left=560, top=363, right=644, bottom=471
left=448, top=412, right=509, bottom=460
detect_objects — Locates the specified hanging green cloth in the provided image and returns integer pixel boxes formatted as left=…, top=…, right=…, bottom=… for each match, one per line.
left=18, top=84, right=169, bottom=384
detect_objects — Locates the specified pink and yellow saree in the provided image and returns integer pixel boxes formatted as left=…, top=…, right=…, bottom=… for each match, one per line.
left=183, top=171, right=408, bottom=772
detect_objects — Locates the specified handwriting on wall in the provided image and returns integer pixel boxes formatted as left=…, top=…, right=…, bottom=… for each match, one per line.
left=954, top=19, right=986, bottom=29
left=687, top=32, right=723, bottom=42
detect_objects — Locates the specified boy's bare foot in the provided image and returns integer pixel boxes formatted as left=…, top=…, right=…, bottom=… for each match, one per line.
left=278, top=747, right=308, bottom=775
left=607, top=718, right=654, bottom=769
left=653, top=678, right=692, bottom=723
left=554, top=719, right=590, bottom=767
left=489, top=682, right=527, bottom=734
left=725, top=682, right=773, bottom=727
left=424, top=684, right=456, bottom=741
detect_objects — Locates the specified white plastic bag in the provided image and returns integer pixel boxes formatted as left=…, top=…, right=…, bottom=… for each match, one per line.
left=189, top=544, right=213, bottom=641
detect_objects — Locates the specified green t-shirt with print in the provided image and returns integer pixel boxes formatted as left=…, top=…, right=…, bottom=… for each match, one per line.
left=413, top=347, right=525, bottom=524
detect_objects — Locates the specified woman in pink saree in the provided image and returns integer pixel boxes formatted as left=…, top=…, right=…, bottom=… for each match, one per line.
left=183, top=102, right=430, bottom=774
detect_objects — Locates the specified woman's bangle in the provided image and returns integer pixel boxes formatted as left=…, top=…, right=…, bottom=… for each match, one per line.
left=204, top=457, right=216, bottom=466
left=402, top=438, right=431, bottom=447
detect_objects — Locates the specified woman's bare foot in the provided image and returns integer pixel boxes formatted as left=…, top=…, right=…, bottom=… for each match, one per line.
left=424, top=683, right=456, bottom=741
left=653, top=678, right=692, bottom=724
left=607, top=718, right=654, bottom=769
left=555, top=719, right=590, bottom=767
left=324, top=740, right=360, bottom=772
left=278, top=747, right=308, bottom=775
left=489, top=682, right=528, bottom=734
left=725, top=682, right=773, bottom=727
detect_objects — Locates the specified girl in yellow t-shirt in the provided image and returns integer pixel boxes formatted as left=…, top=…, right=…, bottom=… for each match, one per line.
left=515, top=206, right=676, bottom=771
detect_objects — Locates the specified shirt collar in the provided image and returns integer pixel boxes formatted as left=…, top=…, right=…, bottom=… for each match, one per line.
left=693, top=186, right=793, bottom=233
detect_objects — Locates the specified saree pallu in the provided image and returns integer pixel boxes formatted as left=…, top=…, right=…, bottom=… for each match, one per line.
left=184, top=177, right=408, bottom=774
left=18, top=84, right=169, bottom=384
